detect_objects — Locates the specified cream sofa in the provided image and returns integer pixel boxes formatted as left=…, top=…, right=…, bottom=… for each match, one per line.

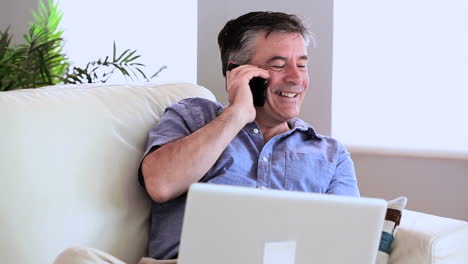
left=0, top=83, right=467, bottom=264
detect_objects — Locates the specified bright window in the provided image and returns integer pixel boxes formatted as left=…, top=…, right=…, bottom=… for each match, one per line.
left=332, top=0, right=468, bottom=154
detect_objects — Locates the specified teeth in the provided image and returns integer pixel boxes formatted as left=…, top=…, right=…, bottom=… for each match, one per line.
left=279, top=92, right=297, bottom=98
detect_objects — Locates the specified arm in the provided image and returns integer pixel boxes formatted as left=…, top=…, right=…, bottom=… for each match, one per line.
left=142, top=65, right=269, bottom=203
left=142, top=106, right=248, bottom=203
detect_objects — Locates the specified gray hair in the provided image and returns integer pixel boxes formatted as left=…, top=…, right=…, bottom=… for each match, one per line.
left=218, top=11, right=313, bottom=76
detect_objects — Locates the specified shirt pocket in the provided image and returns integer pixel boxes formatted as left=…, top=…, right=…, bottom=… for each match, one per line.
left=206, top=167, right=257, bottom=188
left=284, top=152, right=335, bottom=193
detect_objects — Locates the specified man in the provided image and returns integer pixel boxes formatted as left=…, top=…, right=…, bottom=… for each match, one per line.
left=140, top=10, right=359, bottom=261
left=54, top=11, right=359, bottom=264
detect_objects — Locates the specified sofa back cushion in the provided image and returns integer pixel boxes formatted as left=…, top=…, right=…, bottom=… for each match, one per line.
left=0, top=83, right=216, bottom=264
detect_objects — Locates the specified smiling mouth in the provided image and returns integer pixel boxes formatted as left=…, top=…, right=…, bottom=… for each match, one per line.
left=276, top=91, right=298, bottom=98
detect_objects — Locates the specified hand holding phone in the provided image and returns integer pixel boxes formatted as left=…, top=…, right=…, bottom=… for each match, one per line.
left=227, top=63, right=268, bottom=107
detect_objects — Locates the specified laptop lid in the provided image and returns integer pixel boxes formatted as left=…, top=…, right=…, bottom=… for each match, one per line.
left=178, top=183, right=386, bottom=264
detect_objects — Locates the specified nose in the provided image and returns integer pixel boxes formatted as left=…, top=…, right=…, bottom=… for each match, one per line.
left=285, top=65, right=304, bottom=85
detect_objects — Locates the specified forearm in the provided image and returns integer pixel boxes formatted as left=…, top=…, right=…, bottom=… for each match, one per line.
left=142, top=106, right=249, bottom=203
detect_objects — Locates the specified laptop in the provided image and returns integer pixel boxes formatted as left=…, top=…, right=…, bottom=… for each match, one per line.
left=178, top=183, right=386, bottom=264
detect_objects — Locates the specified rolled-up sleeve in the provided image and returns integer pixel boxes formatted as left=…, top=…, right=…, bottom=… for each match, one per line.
left=138, top=98, right=222, bottom=187
left=143, top=97, right=221, bottom=156
left=144, top=105, right=191, bottom=156
left=326, top=144, right=360, bottom=197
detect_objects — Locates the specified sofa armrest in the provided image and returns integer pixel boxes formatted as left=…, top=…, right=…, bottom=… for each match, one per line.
left=389, top=210, right=468, bottom=264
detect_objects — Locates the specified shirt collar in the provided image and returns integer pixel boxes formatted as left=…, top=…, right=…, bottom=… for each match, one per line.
left=288, top=118, right=323, bottom=139
left=218, top=106, right=322, bottom=140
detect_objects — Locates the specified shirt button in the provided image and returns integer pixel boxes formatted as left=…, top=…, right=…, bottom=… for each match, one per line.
left=253, top=128, right=259, bottom=134
left=262, top=157, right=268, bottom=162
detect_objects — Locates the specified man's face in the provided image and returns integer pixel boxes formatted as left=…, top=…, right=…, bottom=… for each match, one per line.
left=250, top=31, right=309, bottom=124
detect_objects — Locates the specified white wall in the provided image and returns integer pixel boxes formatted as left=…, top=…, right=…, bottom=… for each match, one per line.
left=198, top=0, right=333, bottom=136
left=60, top=0, right=197, bottom=84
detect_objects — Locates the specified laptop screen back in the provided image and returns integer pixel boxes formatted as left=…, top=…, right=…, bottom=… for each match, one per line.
left=178, top=183, right=386, bottom=264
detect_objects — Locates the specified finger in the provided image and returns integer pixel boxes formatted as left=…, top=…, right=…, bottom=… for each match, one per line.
left=233, top=65, right=270, bottom=80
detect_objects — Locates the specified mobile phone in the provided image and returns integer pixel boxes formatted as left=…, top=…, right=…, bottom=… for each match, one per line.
left=227, top=63, right=267, bottom=107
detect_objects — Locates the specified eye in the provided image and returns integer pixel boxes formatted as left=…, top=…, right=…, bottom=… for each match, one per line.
left=269, top=65, right=285, bottom=72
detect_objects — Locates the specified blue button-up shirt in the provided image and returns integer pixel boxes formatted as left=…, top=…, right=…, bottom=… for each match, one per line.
left=141, top=97, right=359, bottom=259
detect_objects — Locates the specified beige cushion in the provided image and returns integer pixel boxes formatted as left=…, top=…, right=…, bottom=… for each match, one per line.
left=389, top=210, right=468, bottom=264
left=0, top=83, right=216, bottom=264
